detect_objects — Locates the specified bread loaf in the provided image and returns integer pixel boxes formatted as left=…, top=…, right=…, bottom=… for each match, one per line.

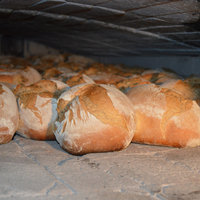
left=0, top=67, right=41, bottom=87
left=66, top=74, right=95, bottom=87
left=115, top=75, right=151, bottom=93
left=15, top=80, right=68, bottom=140
left=54, top=83, right=135, bottom=155
left=0, top=55, right=31, bottom=67
left=141, top=69, right=179, bottom=84
left=127, top=83, right=200, bottom=147
left=43, top=67, right=77, bottom=81
left=160, top=79, right=196, bottom=99
left=0, top=83, right=19, bottom=144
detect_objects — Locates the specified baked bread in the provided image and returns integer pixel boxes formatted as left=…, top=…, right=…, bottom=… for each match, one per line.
left=14, top=80, right=68, bottom=140
left=141, top=69, right=179, bottom=84
left=115, top=75, right=151, bottom=93
left=66, top=74, right=95, bottom=87
left=20, top=67, right=42, bottom=86
left=0, top=66, right=41, bottom=87
left=0, top=55, right=31, bottom=68
left=67, top=55, right=95, bottom=67
left=81, top=63, right=137, bottom=78
left=127, top=83, right=200, bottom=148
left=43, top=67, right=77, bottom=82
left=184, top=76, right=200, bottom=98
left=160, top=79, right=197, bottom=100
left=54, top=83, right=135, bottom=155
left=35, top=54, right=65, bottom=66
left=0, top=83, right=19, bottom=144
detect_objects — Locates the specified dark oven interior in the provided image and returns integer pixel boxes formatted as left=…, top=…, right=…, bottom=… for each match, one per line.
left=1, top=0, right=200, bottom=74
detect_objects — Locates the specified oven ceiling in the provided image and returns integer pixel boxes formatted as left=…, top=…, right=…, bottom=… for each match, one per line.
left=0, top=0, right=200, bottom=56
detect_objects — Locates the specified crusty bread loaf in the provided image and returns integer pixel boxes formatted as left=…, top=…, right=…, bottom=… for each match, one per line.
left=0, top=83, right=19, bottom=144
left=43, top=67, right=77, bottom=81
left=54, top=83, right=135, bottom=155
left=15, top=80, right=68, bottom=140
left=36, top=54, right=65, bottom=67
left=67, top=55, right=95, bottom=67
left=0, top=55, right=31, bottom=67
left=87, top=73, right=125, bottom=85
left=115, top=75, right=151, bottom=93
left=20, top=67, right=42, bottom=86
left=66, top=71, right=124, bottom=87
left=160, top=79, right=196, bottom=99
left=50, top=79, right=70, bottom=90
left=0, top=67, right=41, bottom=87
left=66, top=74, right=95, bottom=87
left=127, top=83, right=200, bottom=147
left=184, top=76, right=200, bottom=98
left=141, top=69, right=179, bottom=84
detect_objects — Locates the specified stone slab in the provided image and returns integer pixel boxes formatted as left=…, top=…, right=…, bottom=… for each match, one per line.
left=0, top=135, right=200, bottom=200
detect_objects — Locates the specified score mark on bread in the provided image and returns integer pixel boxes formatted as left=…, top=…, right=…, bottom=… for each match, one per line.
left=54, top=83, right=135, bottom=155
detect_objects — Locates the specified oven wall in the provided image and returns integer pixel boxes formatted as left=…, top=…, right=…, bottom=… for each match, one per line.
left=0, top=35, right=59, bottom=57
left=95, top=56, right=200, bottom=77
left=1, top=35, right=200, bottom=77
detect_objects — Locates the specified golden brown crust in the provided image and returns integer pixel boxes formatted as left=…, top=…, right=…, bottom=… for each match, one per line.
left=16, top=80, right=62, bottom=141
left=79, top=85, right=128, bottom=130
left=0, top=83, right=19, bottom=144
left=161, top=79, right=195, bottom=100
left=0, top=85, right=5, bottom=94
left=128, top=84, right=200, bottom=148
left=0, top=67, right=41, bottom=86
left=0, top=134, right=13, bottom=144
left=55, top=83, right=135, bottom=155
left=0, top=73, right=27, bottom=85
left=141, top=71, right=179, bottom=84
left=56, top=62, right=83, bottom=72
left=115, top=75, right=151, bottom=92
left=0, top=56, right=31, bottom=67
left=62, top=127, right=129, bottom=155
left=66, top=73, right=88, bottom=87
left=160, top=88, right=193, bottom=143
left=43, top=67, right=62, bottom=79
left=14, top=80, right=58, bottom=96
left=66, top=71, right=125, bottom=87
left=184, top=77, right=200, bottom=99
left=20, top=128, right=55, bottom=140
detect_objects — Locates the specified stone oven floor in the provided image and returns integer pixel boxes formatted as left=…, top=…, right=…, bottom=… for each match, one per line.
left=1, top=135, right=200, bottom=200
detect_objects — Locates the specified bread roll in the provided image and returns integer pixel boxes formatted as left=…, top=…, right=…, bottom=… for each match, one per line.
left=127, top=83, right=200, bottom=148
left=0, top=83, right=19, bottom=144
left=15, top=80, right=68, bottom=140
left=54, top=83, right=135, bottom=155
